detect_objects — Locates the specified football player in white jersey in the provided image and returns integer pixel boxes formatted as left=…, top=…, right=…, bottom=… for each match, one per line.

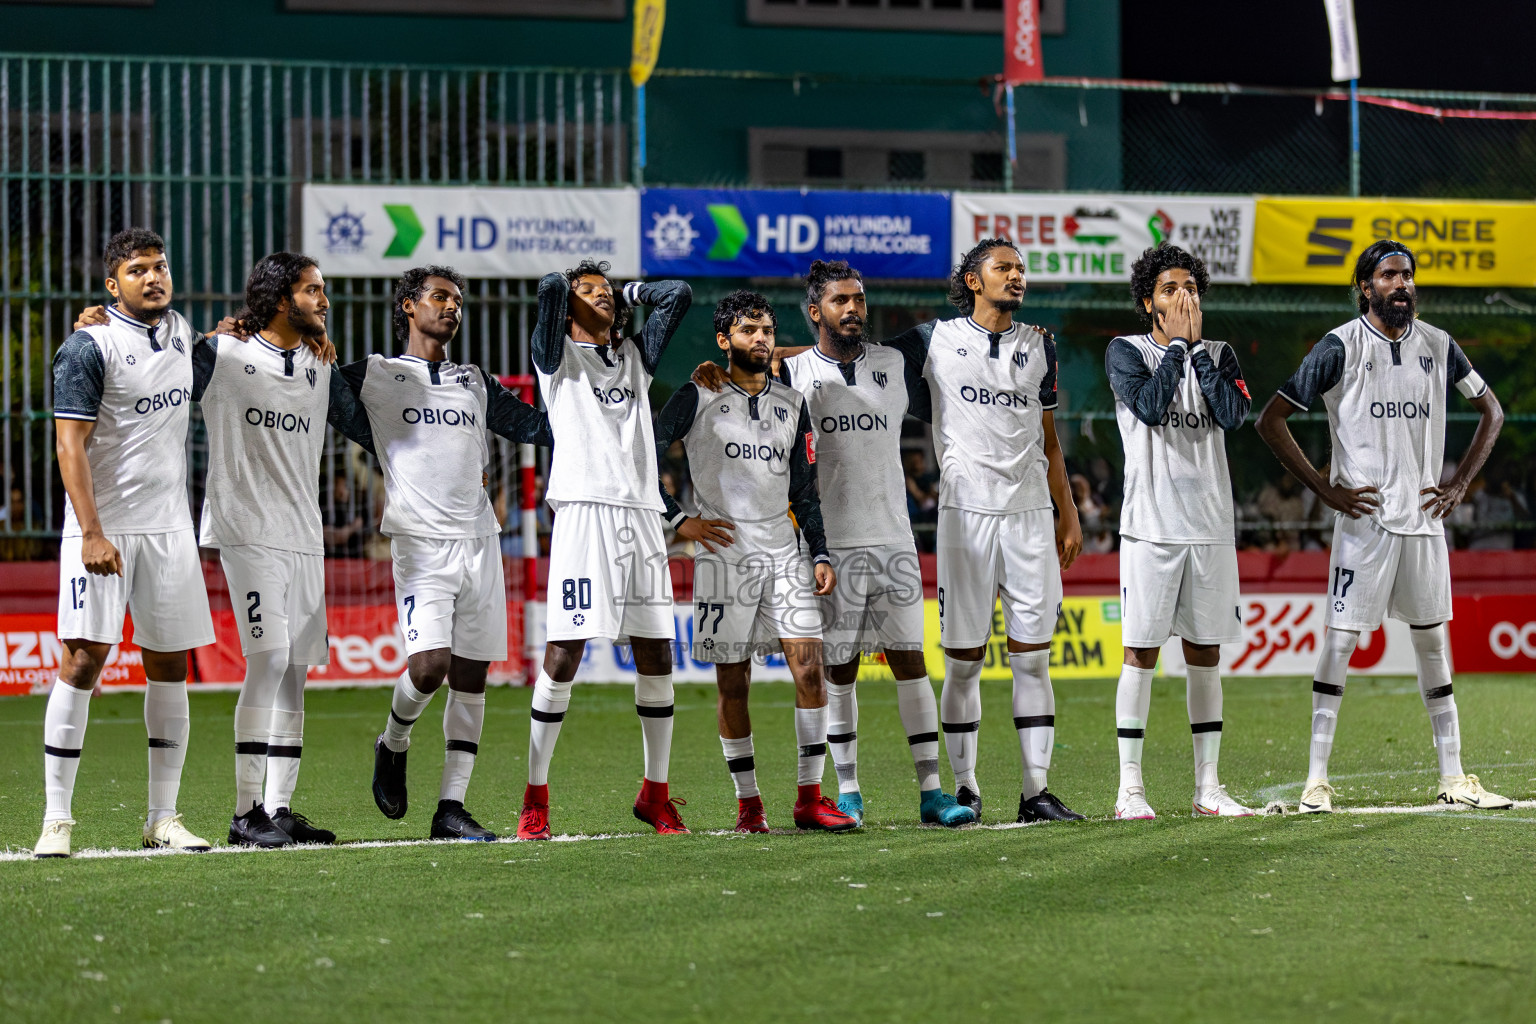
left=193, top=253, right=356, bottom=847
left=357, top=266, right=556, bottom=841
left=883, top=238, right=1084, bottom=824
left=1256, top=239, right=1511, bottom=813
left=37, top=229, right=216, bottom=857
left=1106, top=245, right=1255, bottom=820
left=519, top=261, right=692, bottom=841
left=689, top=260, right=976, bottom=828
left=656, top=291, right=855, bottom=833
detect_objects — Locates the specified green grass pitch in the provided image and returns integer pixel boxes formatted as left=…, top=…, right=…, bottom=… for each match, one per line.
left=3, top=674, right=1535, bottom=1023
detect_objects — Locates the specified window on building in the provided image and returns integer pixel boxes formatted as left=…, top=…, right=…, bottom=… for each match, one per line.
left=751, top=127, right=1064, bottom=190
left=748, top=0, right=1063, bottom=34
left=283, top=0, right=626, bottom=18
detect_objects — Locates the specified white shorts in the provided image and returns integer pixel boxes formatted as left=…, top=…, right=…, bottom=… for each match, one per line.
left=1118, top=538, right=1242, bottom=648
left=545, top=501, right=675, bottom=643
left=692, top=549, right=822, bottom=663
left=1326, top=513, right=1451, bottom=631
left=57, top=529, right=215, bottom=651
left=820, top=543, right=926, bottom=665
left=219, top=545, right=329, bottom=665
left=391, top=534, right=508, bottom=662
left=936, top=507, right=1062, bottom=648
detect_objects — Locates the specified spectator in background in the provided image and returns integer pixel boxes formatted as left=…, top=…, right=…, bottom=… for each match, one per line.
left=321, top=470, right=365, bottom=557
left=1088, top=456, right=1123, bottom=515
left=1470, top=471, right=1529, bottom=550
left=1255, top=472, right=1307, bottom=555
left=1072, top=473, right=1116, bottom=554
left=902, top=448, right=939, bottom=553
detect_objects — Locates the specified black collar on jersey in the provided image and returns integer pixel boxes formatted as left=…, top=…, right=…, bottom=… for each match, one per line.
left=1360, top=315, right=1416, bottom=366
left=397, top=353, right=449, bottom=383
left=255, top=334, right=299, bottom=376
left=567, top=334, right=621, bottom=367
left=726, top=378, right=771, bottom=420
left=965, top=317, right=1016, bottom=359
left=108, top=304, right=166, bottom=351
left=811, top=344, right=864, bottom=385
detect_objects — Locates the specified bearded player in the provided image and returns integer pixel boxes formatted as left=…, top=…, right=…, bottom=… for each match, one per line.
left=1256, top=239, right=1510, bottom=813
left=656, top=291, right=854, bottom=833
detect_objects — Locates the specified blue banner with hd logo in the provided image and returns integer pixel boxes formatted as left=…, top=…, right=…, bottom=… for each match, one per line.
left=641, top=188, right=951, bottom=279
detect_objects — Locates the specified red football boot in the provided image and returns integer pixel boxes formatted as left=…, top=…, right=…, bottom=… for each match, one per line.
left=793, top=784, right=859, bottom=832
left=735, top=795, right=769, bottom=833
left=517, top=783, right=551, bottom=841
left=633, top=779, right=690, bottom=834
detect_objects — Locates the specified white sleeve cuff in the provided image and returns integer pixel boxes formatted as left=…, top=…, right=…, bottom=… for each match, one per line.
left=1454, top=370, right=1488, bottom=400
left=623, top=281, right=643, bottom=305
left=668, top=511, right=688, bottom=529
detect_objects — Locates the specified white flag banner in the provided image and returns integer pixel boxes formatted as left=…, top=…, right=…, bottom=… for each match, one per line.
left=1323, top=0, right=1361, bottom=82
left=301, top=185, right=640, bottom=278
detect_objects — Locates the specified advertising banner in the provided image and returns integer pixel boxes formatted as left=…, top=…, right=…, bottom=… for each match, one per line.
left=301, top=185, right=641, bottom=278
left=1003, top=0, right=1044, bottom=85
left=1252, top=197, right=1536, bottom=287
left=909, top=597, right=1123, bottom=681
left=1447, top=594, right=1536, bottom=673
left=640, top=188, right=951, bottom=279
left=0, top=613, right=145, bottom=696
left=1160, top=595, right=1417, bottom=677
left=952, top=193, right=1255, bottom=284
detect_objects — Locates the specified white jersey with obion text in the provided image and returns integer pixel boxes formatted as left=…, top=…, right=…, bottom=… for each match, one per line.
left=779, top=344, right=918, bottom=548
left=193, top=334, right=333, bottom=554
left=52, top=306, right=199, bottom=537
left=335, top=354, right=551, bottom=539
left=886, top=317, right=1057, bottom=515
left=1277, top=316, right=1487, bottom=536
left=1106, top=334, right=1250, bottom=545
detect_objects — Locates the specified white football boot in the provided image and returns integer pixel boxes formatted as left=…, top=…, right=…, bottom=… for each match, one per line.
left=1297, top=779, right=1335, bottom=814
left=143, top=814, right=211, bottom=851
left=1193, top=785, right=1255, bottom=817
left=34, top=818, right=75, bottom=858
left=1114, top=786, right=1156, bottom=820
left=1436, top=774, right=1513, bottom=809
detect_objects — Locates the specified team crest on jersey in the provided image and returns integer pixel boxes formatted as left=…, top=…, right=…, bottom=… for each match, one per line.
left=812, top=380, right=822, bottom=389
left=775, top=406, right=788, bottom=422
left=720, top=404, right=729, bottom=414
left=872, top=370, right=888, bottom=389
left=244, top=364, right=256, bottom=375
left=1365, top=360, right=1374, bottom=372
left=125, top=354, right=136, bottom=365
left=957, top=348, right=968, bottom=357
left=1012, top=351, right=1028, bottom=368
left=306, top=367, right=317, bottom=389
left=395, top=373, right=407, bottom=382
left=458, top=373, right=472, bottom=388
left=172, top=337, right=185, bottom=355
left=1420, top=356, right=1433, bottom=373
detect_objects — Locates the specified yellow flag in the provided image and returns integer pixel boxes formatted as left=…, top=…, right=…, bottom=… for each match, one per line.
left=630, top=0, right=666, bottom=88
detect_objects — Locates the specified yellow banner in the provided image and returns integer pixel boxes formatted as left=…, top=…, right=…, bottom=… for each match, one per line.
left=630, top=0, right=666, bottom=88
left=1253, top=197, right=1536, bottom=287
left=856, top=597, right=1124, bottom=682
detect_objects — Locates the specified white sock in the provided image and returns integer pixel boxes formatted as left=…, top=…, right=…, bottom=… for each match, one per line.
left=796, top=704, right=828, bottom=787
left=826, top=681, right=859, bottom=794
left=895, top=675, right=942, bottom=792
left=1010, top=650, right=1055, bottom=800
left=264, top=663, right=306, bottom=813
left=1186, top=663, right=1224, bottom=793
left=635, top=673, right=675, bottom=784
left=940, top=655, right=984, bottom=791
left=1309, top=628, right=1357, bottom=781
left=234, top=648, right=285, bottom=816
left=1411, top=625, right=1463, bottom=779
left=440, top=689, right=486, bottom=804
left=528, top=670, right=572, bottom=787
left=144, top=677, right=190, bottom=826
left=383, top=670, right=435, bottom=753
left=43, top=679, right=92, bottom=823
left=1115, top=663, right=1155, bottom=792
left=720, top=734, right=759, bottom=798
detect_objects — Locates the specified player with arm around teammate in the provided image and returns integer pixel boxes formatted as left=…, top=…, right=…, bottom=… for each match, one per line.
left=37, top=229, right=216, bottom=857
left=1106, top=244, right=1255, bottom=820
left=657, top=291, right=855, bottom=833
left=356, top=266, right=556, bottom=841
left=690, top=259, right=975, bottom=827
left=1256, top=239, right=1511, bottom=813
left=517, top=261, right=694, bottom=840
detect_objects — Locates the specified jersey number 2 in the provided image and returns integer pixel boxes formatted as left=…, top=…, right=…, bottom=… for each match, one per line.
left=246, top=591, right=262, bottom=623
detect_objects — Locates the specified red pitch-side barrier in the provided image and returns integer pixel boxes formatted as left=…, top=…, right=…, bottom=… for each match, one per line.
left=1, top=551, right=1533, bottom=694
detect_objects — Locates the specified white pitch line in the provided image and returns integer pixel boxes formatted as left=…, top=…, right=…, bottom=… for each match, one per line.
left=1256, top=761, right=1536, bottom=803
